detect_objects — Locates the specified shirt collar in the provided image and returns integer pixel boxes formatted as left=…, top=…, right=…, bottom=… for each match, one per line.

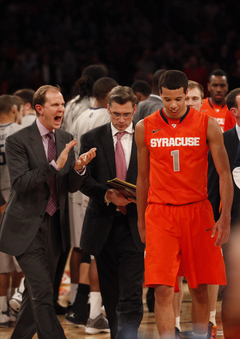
left=36, top=118, right=55, bottom=137
left=111, top=122, right=134, bottom=136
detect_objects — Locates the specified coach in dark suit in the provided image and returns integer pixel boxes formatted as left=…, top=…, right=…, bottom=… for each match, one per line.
left=208, top=88, right=240, bottom=339
left=80, top=86, right=144, bottom=339
left=0, top=85, right=96, bottom=339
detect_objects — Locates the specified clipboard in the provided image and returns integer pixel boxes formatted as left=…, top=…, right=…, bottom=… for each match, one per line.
left=107, top=178, right=136, bottom=199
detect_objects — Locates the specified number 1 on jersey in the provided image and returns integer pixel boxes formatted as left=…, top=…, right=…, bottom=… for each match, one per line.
left=171, top=150, right=180, bottom=172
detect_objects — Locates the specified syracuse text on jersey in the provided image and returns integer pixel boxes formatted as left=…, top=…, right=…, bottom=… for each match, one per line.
left=150, top=137, right=200, bottom=147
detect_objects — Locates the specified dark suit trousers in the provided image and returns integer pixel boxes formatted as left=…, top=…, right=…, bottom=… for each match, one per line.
left=95, top=214, right=144, bottom=339
left=12, top=211, right=66, bottom=339
left=53, top=244, right=71, bottom=304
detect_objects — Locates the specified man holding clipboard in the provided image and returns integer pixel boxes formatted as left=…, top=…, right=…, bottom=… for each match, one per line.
left=79, top=86, right=144, bottom=339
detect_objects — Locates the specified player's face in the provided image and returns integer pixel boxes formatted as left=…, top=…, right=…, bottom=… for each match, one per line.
left=160, top=87, right=187, bottom=119
left=208, top=75, right=228, bottom=105
left=107, top=101, right=136, bottom=131
left=185, top=88, right=203, bottom=112
left=36, top=90, right=65, bottom=131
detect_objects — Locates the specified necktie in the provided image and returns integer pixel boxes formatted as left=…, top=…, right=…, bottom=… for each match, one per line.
left=46, top=132, right=58, bottom=216
left=115, top=132, right=127, bottom=214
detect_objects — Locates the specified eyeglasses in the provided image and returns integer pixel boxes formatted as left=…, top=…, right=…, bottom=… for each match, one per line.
left=109, top=110, right=134, bottom=119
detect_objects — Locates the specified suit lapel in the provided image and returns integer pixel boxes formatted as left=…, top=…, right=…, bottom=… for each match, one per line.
left=29, top=122, right=66, bottom=163
left=28, top=121, right=47, bottom=165
left=100, top=124, right=116, bottom=178
left=55, top=129, right=66, bottom=157
left=232, top=127, right=238, bottom=144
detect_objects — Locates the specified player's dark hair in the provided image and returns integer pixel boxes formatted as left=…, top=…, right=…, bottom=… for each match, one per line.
left=131, top=80, right=151, bottom=97
left=93, top=77, right=118, bottom=100
left=0, top=95, right=23, bottom=114
left=0, top=95, right=15, bottom=114
left=209, top=69, right=227, bottom=82
left=75, top=65, right=108, bottom=100
left=158, top=70, right=188, bottom=93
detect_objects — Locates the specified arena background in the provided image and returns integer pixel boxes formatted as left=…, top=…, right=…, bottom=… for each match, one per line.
left=0, top=0, right=240, bottom=101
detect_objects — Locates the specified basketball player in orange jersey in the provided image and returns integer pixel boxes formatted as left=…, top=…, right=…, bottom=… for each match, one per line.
left=135, top=70, right=233, bottom=339
left=200, top=69, right=235, bottom=132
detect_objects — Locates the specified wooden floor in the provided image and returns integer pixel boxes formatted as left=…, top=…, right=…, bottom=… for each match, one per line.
left=0, top=283, right=224, bottom=339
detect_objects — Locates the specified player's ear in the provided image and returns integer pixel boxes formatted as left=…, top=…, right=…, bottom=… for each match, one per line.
left=12, top=104, right=17, bottom=114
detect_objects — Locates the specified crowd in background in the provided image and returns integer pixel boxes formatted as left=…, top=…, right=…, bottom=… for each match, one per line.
left=1, top=0, right=240, bottom=101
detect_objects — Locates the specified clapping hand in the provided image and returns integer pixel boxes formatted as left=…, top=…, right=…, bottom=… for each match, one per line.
left=74, top=147, right=97, bottom=171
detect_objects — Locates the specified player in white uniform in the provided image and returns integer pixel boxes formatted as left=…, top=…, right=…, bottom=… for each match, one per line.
left=0, top=95, right=24, bottom=327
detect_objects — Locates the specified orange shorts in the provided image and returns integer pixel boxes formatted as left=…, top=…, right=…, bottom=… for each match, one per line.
left=145, top=200, right=227, bottom=292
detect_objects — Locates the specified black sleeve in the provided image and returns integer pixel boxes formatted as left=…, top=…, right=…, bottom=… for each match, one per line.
left=207, top=150, right=221, bottom=222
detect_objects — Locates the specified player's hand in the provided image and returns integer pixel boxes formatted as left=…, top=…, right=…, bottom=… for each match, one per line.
left=106, top=189, right=133, bottom=206
left=74, top=148, right=97, bottom=171
left=56, top=139, right=77, bottom=169
left=212, top=216, right=230, bottom=247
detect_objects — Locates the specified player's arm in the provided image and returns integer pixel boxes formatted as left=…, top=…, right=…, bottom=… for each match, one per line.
left=135, top=119, right=150, bottom=243
left=207, top=116, right=233, bottom=246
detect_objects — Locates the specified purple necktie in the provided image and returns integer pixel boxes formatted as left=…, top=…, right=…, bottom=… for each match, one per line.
left=46, top=132, right=58, bottom=216
left=115, top=132, right=127, bottom=214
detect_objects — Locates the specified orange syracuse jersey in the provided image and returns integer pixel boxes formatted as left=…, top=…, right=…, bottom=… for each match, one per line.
left=144, top=107, right=209, bottom=205
left=200, top=97, right=235, bottom=132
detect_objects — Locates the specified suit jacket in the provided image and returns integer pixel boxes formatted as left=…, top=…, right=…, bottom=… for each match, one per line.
left=133, top=94, right=164, bottom=123
left=0, top=121, right=87, bottom=256
left=208, top=125, right=240, bottom=225
left=80, top=123, right=144, bottom=256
